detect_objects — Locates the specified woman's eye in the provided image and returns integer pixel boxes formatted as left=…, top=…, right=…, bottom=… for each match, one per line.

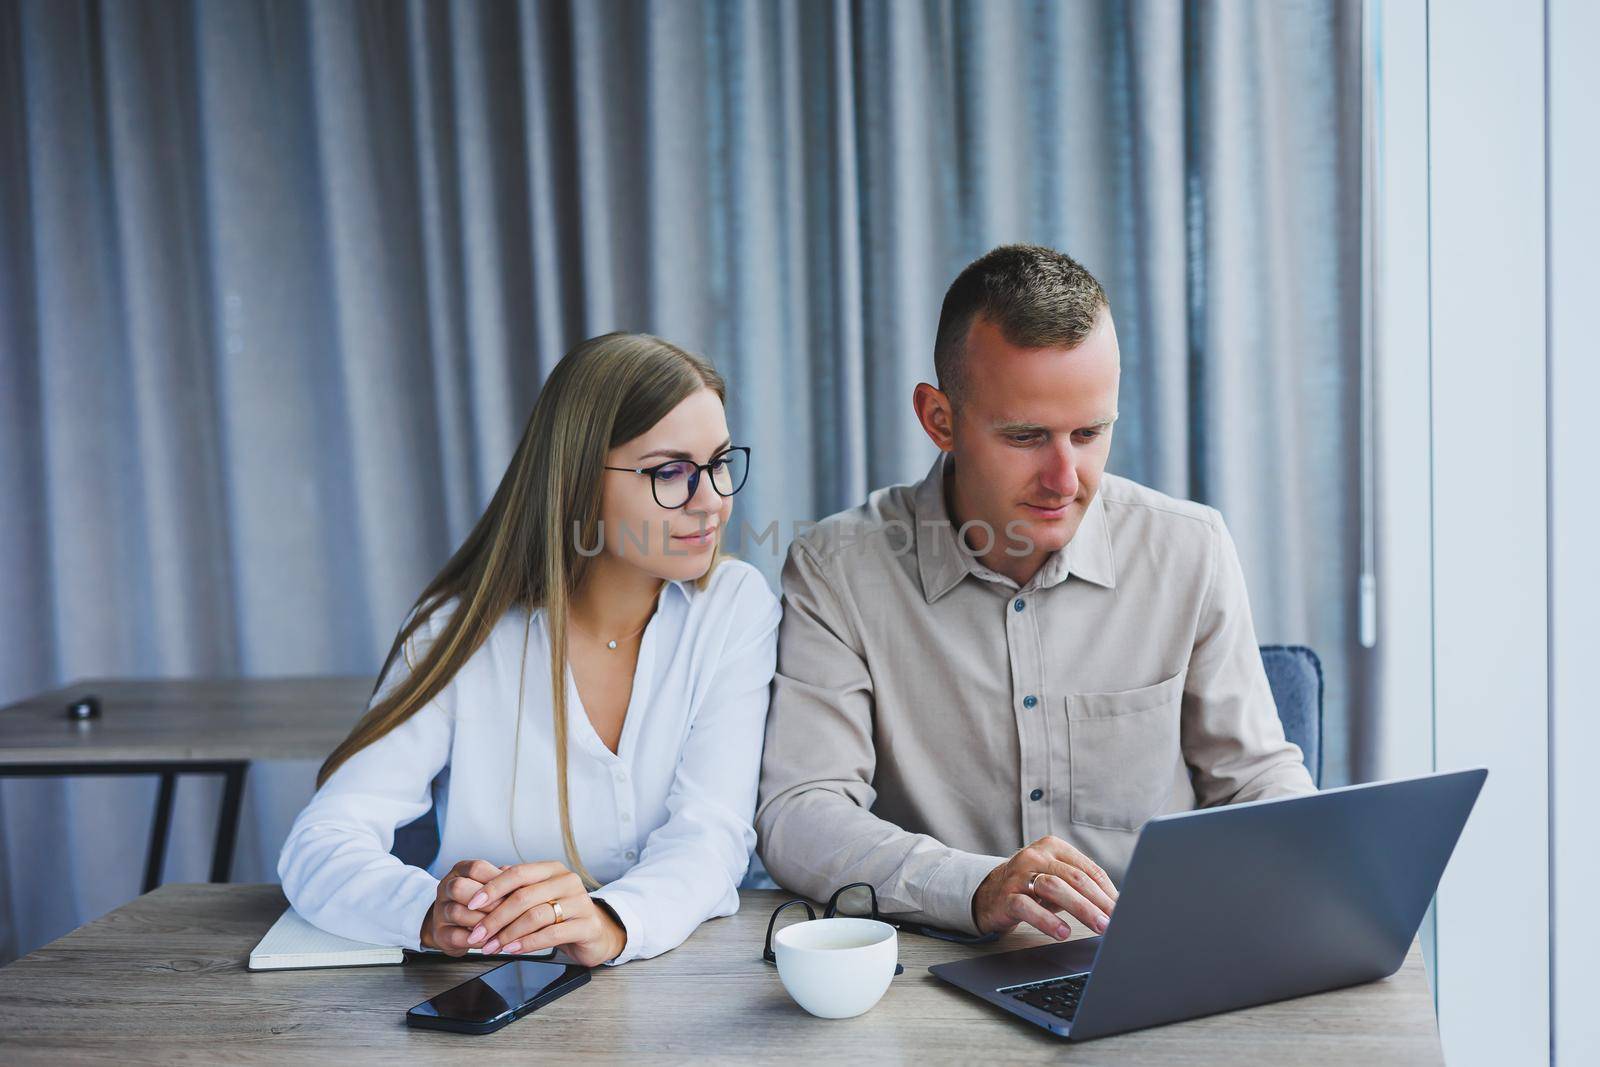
left=654, top=462, right=691, bottom=482
left=709, top=457, right=729, bottom=472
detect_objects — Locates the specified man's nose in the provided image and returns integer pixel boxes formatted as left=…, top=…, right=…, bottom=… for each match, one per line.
left=1040, top=445, right=1080, bottom=499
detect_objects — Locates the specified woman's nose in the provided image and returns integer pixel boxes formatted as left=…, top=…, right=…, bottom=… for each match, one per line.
left=684, top=469, right=720, bottom=512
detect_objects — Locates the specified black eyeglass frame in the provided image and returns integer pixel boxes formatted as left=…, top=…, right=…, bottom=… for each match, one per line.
left=760, top=881, right=997, bottom=972
left=601, top=445, right=751, bottom=510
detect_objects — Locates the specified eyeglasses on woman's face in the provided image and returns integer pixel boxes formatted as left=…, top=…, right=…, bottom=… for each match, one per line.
left=603, top=445, right=751, bottom=510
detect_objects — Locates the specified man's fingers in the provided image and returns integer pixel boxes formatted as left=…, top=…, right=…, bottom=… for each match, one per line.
left=1007, top=892, right=1073, bottom=942
left=1029, top=874, right=1109, bottom=934
left=1036, top=863, right=1116, bottom=920
left=1037, top=838, right=1120, bottom=902
left=441, top=901, right=487, bottom=928
left=471, top=861, right=569, bottom=911
left=1088, top=865, right=1119, bottom=903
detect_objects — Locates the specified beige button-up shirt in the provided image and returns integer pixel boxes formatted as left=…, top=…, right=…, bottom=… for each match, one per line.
left=755, top=454, right=1314, bottom=935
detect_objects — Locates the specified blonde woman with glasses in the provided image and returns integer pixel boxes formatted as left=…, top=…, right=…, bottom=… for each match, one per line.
left=278, top=333, right=777, bottom=966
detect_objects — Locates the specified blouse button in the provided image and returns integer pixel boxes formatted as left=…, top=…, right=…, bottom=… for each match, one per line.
left=624, top=850, right=637, bottom=861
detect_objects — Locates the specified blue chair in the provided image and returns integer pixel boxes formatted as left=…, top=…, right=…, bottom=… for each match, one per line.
left=1259, top=644, right=1324, bottom=787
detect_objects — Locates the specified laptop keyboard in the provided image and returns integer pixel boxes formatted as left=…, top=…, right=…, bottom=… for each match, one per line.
left=1003, top=972, right=1089, bottom=1022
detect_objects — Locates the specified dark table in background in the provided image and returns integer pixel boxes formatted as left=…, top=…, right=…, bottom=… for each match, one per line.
left=0, top=676, right=371, bottom=890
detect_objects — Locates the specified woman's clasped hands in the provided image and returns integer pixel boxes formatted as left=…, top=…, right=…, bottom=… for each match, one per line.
left=420, top=858, right=626, bottom=966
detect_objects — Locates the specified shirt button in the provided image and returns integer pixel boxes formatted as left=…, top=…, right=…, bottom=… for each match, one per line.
left=614, top=768, right=627, bottom=783
left=624, top=850, right=637, bottom=861
left=620, top=810, right=632, bottom=823
left=1029, top=788, right=1044, bottom=801
left=1023, top=695, right=1038, bottom=709
left=1013, top=598, right=1025, bottom=612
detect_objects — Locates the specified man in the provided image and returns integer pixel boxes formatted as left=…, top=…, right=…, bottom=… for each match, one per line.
left=756, top=244, right=1314, bottom=944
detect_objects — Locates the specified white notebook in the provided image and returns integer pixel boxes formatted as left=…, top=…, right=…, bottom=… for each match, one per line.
left=249, top=908, right=402, bottom=971
left=248, top=907, right=553, bottom=971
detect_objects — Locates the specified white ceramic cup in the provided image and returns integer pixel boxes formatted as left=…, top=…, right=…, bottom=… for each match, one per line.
left=773, top=916, right=899, bottom=1019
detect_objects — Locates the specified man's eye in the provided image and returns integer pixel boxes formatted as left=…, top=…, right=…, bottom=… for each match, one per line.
left=1076, top=430, right=1102, bottom=442
left=654, top=462, right=692, bottom=481
left=1007, top=433, right=1041, bottom=446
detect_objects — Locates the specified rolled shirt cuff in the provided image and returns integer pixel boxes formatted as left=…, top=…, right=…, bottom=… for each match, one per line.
left=918, top=849, right=1010, bottom=937
left=1232, top=760, right=1318, bottom=804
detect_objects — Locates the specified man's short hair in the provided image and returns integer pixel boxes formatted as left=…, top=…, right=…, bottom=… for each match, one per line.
left=933, top=244, right=1109, bottom=403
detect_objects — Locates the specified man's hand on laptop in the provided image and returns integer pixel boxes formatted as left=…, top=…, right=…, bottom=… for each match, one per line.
left=972, top=836, right=1120, bottom=940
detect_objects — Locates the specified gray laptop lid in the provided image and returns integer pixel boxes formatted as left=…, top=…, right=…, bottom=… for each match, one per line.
left=1065, top=768, right=1485, bottom=1040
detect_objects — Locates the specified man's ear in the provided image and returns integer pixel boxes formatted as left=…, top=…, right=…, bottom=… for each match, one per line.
left=912, top=382, right=957, bottom=452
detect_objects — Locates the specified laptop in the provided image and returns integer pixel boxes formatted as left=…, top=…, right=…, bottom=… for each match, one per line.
left=929, top=768, right=1486, bottom=1041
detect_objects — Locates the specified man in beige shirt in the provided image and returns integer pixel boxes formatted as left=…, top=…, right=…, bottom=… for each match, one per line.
left=756, top=244, right=1314, bottom=945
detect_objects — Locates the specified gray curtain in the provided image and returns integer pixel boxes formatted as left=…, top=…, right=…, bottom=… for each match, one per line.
left=0, top=0, right=1363, bottom=964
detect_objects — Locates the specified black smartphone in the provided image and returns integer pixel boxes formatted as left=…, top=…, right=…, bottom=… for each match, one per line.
left=405, top=959, right=590, bottom=1035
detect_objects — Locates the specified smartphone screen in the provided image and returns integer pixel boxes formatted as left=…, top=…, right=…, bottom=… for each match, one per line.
left=409, top=959, right=588, bottom=1028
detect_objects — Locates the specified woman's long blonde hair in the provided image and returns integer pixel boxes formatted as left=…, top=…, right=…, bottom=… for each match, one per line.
left=318, top=332, right=726, bottom=888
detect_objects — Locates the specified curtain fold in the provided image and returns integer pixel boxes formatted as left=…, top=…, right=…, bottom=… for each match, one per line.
left=0, top=0, right=1363, bottom=963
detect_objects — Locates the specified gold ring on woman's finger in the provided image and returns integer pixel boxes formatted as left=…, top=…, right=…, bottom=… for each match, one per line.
left=550, top=899, right=565, bottom=923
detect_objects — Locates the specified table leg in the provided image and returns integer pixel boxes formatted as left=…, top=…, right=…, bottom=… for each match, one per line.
left=210, top=762, right=248, bottom=883
left=142, top=771, right=177, bottom=893
left=2, top=761, right=253, bottom=888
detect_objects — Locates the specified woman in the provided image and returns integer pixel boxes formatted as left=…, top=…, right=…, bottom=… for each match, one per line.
left=278, top=333, right=779, bottom=967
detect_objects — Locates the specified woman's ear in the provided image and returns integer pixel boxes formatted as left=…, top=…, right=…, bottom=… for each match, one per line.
left=912, top=382, right=957, bottom=452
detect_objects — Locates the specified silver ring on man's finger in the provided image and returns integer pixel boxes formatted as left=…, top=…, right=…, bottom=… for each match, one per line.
left=1026, top=872, right=1043, bottom=896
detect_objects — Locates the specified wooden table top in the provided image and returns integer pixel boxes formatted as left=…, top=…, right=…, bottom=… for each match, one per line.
left=0, top=884, right=1442, bottom=1064
left=0, top=676, right=371, bottom=765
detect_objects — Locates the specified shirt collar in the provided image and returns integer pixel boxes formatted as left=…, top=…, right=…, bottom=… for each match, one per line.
left=911, top=452, right=1117, bottom=603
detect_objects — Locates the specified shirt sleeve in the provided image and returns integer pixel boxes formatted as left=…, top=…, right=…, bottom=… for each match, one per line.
left=754, top=541, right=1007, bottom=937
left=1182, top=512, right=1318, bottom=806
left=592, top=571, right=782, bottom=965
left=276, top=616, right=455, bottom=950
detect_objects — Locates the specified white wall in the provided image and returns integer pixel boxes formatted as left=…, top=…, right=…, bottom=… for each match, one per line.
left=1370, top=0, right=1432, bottom=786
left=1548, top=0, right=1600, bottom=1062
left=1427, top=1, right=1550, bottom=1063
left=1380, top=1, right=1599, bottom=1062
left=1370, top=0, right=1439, bottom=994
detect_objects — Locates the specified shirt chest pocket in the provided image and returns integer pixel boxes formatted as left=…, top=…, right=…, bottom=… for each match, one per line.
left=1065, top=671, right=1186, bottom=831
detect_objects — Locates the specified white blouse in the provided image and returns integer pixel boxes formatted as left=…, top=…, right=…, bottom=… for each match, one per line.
left=277, top=559, right=781, bottom=965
